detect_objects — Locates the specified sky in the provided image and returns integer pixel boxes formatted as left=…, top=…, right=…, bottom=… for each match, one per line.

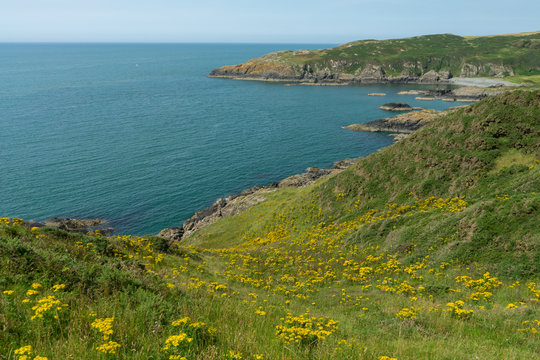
left=1, top=0, right=539, bottom=43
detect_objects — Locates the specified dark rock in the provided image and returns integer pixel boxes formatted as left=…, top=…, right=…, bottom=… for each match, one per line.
left=23, top=220, right=45, bottom=228
left=379, top=102, right=413, bottom=111
left=278, top=167, right=333, bottom=187
left=344, top=109, right=443, bottom=135
left=332, top=158, right=360, bottom=169
left=157, top=227, right=184, bottom=242
left=43, top=217, right=113, bottom=235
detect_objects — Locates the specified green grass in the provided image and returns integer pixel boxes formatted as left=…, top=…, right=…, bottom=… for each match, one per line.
left=504, top=74, right=540, bottom=84
left=1, top=91, right=539, bottom=359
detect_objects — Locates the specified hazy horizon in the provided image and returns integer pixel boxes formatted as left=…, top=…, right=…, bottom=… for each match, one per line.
left=2, top=0, right=539, bottom=44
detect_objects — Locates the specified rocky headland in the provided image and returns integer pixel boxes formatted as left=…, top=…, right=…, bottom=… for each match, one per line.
left=209, top=60, right=459, bottom=85
left=208, top=32, right=539, bottom=86
left=343, top=109, right=445, bottom=139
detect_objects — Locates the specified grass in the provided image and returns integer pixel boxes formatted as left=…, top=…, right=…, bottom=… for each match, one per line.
left=504, top=74, right=540, bottom=85
left=1, top=91, right=539, bottom=359
left=491, top=149, right=537, bottom=172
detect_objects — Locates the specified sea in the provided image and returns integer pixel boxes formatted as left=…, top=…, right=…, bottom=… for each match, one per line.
left=0, top=43, right=467, bottom=235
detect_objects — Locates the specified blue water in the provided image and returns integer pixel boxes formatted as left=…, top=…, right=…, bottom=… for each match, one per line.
left=0, top=44, right=465, bottom=235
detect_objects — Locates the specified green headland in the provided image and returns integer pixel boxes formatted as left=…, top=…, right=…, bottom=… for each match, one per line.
left=209, top=31, right=540, bottom=86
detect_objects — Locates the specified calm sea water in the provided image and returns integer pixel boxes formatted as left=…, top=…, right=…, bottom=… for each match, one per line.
left=0, top=44, right=465, bottom=235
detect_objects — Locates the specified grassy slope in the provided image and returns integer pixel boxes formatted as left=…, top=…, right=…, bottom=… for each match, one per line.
left=1, top=91, right=539, bottom=360
left=253, top=32, right=540, bottom=79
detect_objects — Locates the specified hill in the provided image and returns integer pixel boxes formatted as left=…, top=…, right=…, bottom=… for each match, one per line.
left=209, top=32, right=540, bottom=84
left=1, top=91, right=539, bottom=359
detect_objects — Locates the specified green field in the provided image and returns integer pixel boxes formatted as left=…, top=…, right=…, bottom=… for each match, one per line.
left=1, top=91, right=539, bottom=359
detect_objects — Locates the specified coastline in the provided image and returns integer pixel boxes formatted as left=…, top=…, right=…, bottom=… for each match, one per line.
left=208, top=74, right=520, bottom=88
left=207, top=73, right=453, bottom=85
left=157, top=158, right=360, bottom=241
left=157, top=81, right=508, bottom=241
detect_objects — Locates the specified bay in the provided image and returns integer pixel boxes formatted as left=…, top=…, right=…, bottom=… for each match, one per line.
left=0, top=43, right=465, bottom=234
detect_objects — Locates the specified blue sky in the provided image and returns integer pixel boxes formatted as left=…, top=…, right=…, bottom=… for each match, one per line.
left=2, top=0, right=539, bottom=43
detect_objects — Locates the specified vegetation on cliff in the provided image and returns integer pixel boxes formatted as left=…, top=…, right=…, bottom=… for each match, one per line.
left=209, top=32, right=540, bottom=84
left=1, top=91, right=539, bottom=359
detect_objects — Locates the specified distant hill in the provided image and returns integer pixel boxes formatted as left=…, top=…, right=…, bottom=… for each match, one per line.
left=209, top=31, right=540, bottom=84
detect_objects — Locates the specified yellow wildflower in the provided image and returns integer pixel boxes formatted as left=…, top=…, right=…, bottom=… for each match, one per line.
left=14, top=345, right=32, bottom=355
left=96, top=341, right=121, bottom=354
left=52, top=284, right=66, bottom=292
left=91, top=317, right=115, bottom=340
left=172, top=316, right=190, bottom=326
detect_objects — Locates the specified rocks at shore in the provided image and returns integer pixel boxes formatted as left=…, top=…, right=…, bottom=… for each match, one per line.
left=397, top=86, right=504, bottom=102
left=379, top=102, right=418, bottom=111
left=278, top=167, right=333, bottom=188
left=181, top=187, right=277, bottom=239
left=33, top=217, right=114, bottom=235
left=157, top=158, right=360, bottom=242
left=156, top=227, right=184, bottom=241
left=158, top=185, right=279, bottom=241
left=397, top=90, right=425, bottom=95
left=344, top=109, right=444, bottom=136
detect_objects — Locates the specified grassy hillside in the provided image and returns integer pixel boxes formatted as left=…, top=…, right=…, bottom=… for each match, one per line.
left=209, top=31, right=540, bottom=83
left=1, top=91, right=539, bottom=359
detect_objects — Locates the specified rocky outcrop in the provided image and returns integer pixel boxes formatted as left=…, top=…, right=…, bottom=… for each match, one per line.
left=41, top=217, right=114, bottom=234
left=344, top=109, right=444, bottom=135
left=419, top=70, right=440, bottom=82
left=209, top=59, right=303, bottom=81
left=358, top=65, right=386, bottom=82
left=176, top=188, right=276, bottom=240
left=379, top=102, right=417, bottom=111
left=278, top=167, right=333, bottom=188
left=397, top=90, right=425, bottom=95
left=397, top=87, right=500, bottom=102
left=460, top=63, right=514, bottom=78
left=157, top=159, right=360, bottom=242
left=157, top=227, right=184, bottom=242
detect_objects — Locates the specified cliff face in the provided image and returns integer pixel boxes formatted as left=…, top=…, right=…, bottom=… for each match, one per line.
left=209, top=32, right=540, bottom=84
